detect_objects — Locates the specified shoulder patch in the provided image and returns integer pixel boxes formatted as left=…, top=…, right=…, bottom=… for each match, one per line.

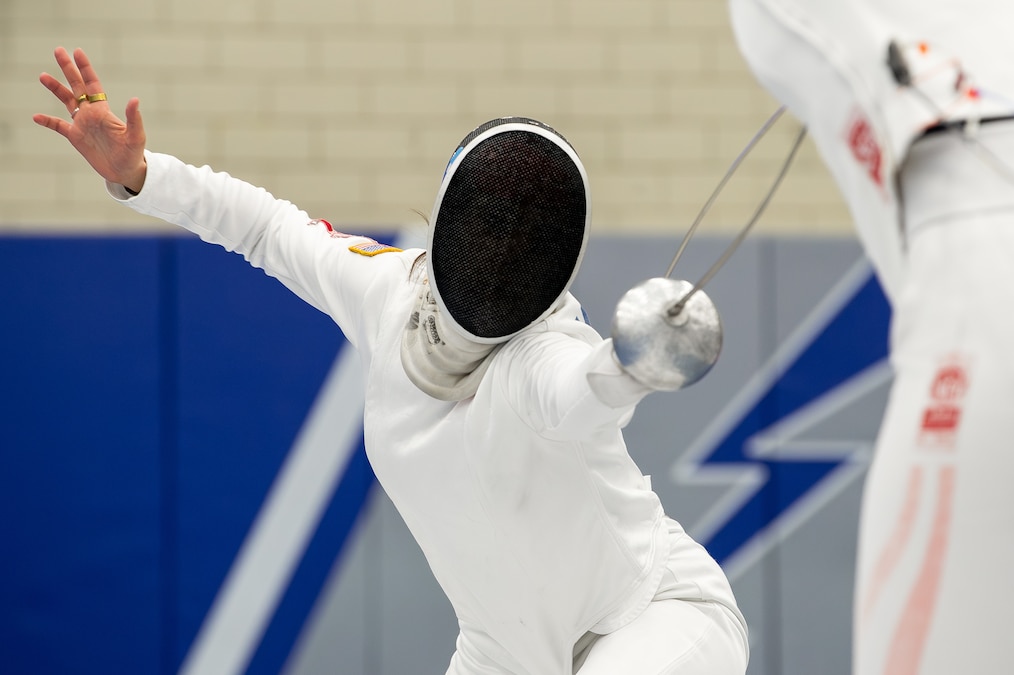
left=349, top=240, right=402, bottom=257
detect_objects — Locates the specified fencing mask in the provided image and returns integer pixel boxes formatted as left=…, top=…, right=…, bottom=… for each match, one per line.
left=427, top=117, right=591, bottom=344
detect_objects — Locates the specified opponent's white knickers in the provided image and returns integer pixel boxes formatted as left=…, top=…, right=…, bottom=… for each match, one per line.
left=854, top=120, right=1014, bottom=675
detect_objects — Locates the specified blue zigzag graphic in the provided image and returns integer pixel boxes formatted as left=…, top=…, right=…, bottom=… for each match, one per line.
left=676, top=260, right=892, bottom=575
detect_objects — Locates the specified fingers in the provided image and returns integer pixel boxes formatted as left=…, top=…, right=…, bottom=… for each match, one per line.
left=73, top=48, right=107, bottom=101
left=53, top=47, right=86, bottom=99
left=32, top=113, right=72, bottom=139
left=39, top=47, right=114, bottom=127
left=48, top=47, right=106, bottom=106
left=39, top=72, right=77, bottom=113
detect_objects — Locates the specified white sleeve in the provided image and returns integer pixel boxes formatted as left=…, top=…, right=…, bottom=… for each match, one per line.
left=107, top=151, right=415, bottom=350
left=495, top=331, right=653, bottom=441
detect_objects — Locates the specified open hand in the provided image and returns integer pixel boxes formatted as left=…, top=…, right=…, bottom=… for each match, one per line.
left=33, top=47, right=147, bottom=193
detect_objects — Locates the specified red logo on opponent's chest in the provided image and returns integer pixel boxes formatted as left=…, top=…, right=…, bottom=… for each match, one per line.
left=846, top=115, right=884, bottom=188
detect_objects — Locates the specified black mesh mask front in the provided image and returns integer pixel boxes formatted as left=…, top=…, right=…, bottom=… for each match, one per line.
left=429, top=121, right=589, bottom=342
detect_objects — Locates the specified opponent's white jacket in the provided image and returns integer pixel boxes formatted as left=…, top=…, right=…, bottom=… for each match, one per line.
left=109, top=152, right=740, bottom=675
left=728, top=4, right=1014, bottom=675
left=728, top=0, right=1014, bottom=303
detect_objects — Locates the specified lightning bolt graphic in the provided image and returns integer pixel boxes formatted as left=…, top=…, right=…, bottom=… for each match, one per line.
left=673, top=258, right=893, bottom=580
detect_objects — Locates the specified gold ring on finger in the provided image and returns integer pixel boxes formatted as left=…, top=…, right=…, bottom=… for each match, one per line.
left=86, top=92, right=107, bottom=103
left=75, top=93, right=88, bottom=103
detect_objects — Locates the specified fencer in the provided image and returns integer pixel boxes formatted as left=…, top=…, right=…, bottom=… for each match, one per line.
left=727, top=1, right=1014, bottom=673
left=34, top=47, right=749, bottom=675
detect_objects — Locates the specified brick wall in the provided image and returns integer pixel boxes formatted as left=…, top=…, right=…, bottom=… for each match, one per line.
left=1, top=0, right=852, bottom=235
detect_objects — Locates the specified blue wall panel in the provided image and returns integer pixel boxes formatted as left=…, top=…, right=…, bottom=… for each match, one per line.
left=0, top=237, right=357, bottom=674
left=171, top=240, right=343, bottom=670
left=0, top=238, right=163, bottom=674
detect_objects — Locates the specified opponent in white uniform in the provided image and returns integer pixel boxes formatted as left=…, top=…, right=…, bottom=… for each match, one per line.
left=35, top=48, right=748, bottom=674
left=727, top=2, right=1014, bottom=672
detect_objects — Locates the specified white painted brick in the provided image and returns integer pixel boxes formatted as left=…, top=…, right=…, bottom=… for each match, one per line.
left=159, top=81, right=267, bottom=117
left=66, top=170, right=128, bottom=203
left=11, top=33, right=106, bottom=70
left=219, top=164, right=281, bottom=195
left=11, top=119, right=87, bottom=160
left=343, top=196, right=427, bottom=228
left=0, top=0, right=860, bottom=236
left=327, top=202, right=402, bottom=229
left=324, top=125, right=414, bottom=161
left=420, top=39, right=510, bottom=73
left=371, top=81, right=462, bottom=117
left=64, top=0, right=161, bottom=23
left=663, top=0, right=730, bottom=29
left=468, top=81, right=564, bottom=119
left=589, top=203, right=690, bottom=233
left=567, top=83, right=660, bottom=117
left=615, top=39, right=704, bottom=75
left=164, top=0, right=261, bottom=24
left=139, top=119, right=212, bottom=157
left=617, top=125, right=709, bottom=163
left=516, top=36, right=609, bottom=73
left=9, top=76, right=59, bottom=114
left=116, top=35, right=212, bottom=69
left=272, top=81, right=364, bottom=117
left=7, top=0, right=63, bottom=21
left=413, top=121, right=477, bottom=164
left=714, top=123, right=811, bottom=164
left=269, top=170, right=367, bottom=211
left=365, top=0, right=459, bottom=27
left=561, top=126, right=612, bottom=165
left=217, top=34, right=312, bottom=71
left=598, top=172, right=676, bottom=206
left=219, top=124, right=314, bottom=161
left=711, top=37, right=757, bottom=74
left=567, top=0, right=655, bottom=28
left=318, top=35, right=415, bottom=73
left=467, top=1, right=568, bottom=27
left=669, top=84, right=771, bottom=117
left=368, top=169, right=445, bottom=218
left=0, top=168, right=62, bottom=202
left=266, top=0, right=364, bottom=24
left=777, top=170, right=850, bottom=206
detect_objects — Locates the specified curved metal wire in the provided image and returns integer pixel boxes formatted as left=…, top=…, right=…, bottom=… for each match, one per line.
left=668, top=123, right=809, bottom=317
left=665, top=105, right=788, bottom=279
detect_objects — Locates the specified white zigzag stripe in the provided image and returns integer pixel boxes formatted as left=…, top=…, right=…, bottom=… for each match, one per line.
left=671, top=257, right=892, bottom=580
left=179, top=345, right=365, bottom=675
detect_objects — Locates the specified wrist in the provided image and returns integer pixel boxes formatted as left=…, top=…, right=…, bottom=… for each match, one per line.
left=122, top=158, right=147, bottom=196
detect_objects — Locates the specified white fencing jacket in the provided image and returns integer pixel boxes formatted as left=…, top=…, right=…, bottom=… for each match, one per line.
left=109, top=152, right=740, bottom=675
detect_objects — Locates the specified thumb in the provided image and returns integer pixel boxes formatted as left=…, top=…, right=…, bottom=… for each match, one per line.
left=124, top=97, right=146, bottom=145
